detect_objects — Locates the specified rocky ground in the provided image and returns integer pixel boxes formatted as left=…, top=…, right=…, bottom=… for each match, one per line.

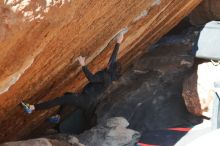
left=0, top=0, right=201, bottom=141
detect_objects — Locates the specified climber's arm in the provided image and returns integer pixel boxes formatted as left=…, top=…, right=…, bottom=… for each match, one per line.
left=107, top=32, right=124, bottom=74
left=77, top=56, right=101, bottom=82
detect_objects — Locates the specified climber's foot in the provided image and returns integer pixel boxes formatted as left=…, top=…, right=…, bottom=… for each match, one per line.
left=48, top=114, right=61, bottom=124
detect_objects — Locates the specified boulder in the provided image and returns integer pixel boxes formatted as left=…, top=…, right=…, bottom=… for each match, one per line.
left=182, top=71, right=202, bottom=116
left=0, top=0, right=201, bottom=142
left=1, top=117, right=138, bottom=146
left=47, top=134, right=85, bottom=146
left=106, top=117, right=129, bottom=128
left=95, top=30, right=202, bottom=144
left=189, top=0, right=220, bottom=26
left=78, top=117, right=140, bottom=146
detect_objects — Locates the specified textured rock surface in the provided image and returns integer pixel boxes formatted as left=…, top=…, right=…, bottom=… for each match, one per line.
left=47, top=134, right=85, bottom=146
left=182, top=71, right=202, bottom=116
left=46, top=134, right=85, bottom=146
left=78, top=117, right=140, bottom=146
left=189, top=0, right=220, bottom=25
left=0, top=0, right=201, bottom=142
left=183, top=62, right=220, bottom=117
left=93, top=31, right=205, bottom=145
left=1, top=138, right=71, bottom=146
left=95, top=30, right=203, bottom=145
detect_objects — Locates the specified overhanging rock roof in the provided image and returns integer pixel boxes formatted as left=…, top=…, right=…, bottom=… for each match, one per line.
left=0, top=0, right=201, bottom=142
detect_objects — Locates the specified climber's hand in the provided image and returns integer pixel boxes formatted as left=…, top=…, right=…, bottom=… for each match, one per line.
left=77, top=56, right=86, bottom=66
left=116, top=32, right=124, bottom=44
left=21, top=102, right=35, bottom=114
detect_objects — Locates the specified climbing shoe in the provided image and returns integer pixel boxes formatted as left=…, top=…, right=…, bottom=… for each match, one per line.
left=21, top=102, right=34, bottom=114
left=48, top=114, right=61, bottom=124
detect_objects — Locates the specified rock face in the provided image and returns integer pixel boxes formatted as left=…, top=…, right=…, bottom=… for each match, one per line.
left=189, top=0, right=220, bottom=25
left=1, top=138, right=72, bottom=146
left=1, top=117, right=138, bottom=146
left=182, top=71, right=202, bottom=116
left=182, top=62, right=220, bottom=117
left=0, top=0, right=201, bottom=142
left=78, top=117, right=140, bottom=146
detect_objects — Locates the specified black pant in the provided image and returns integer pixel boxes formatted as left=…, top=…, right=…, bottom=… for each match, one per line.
left=35, top=92, right=97, bottom=129
left=35, top=92, right=94, bottom=111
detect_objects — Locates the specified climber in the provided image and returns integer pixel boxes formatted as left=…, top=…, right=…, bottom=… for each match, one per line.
left=22, top=32, right=124, bottom=124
